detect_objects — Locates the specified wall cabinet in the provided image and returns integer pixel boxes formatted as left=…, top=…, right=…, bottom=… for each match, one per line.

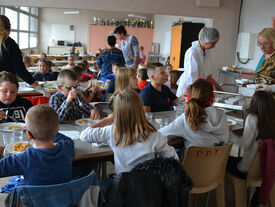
left=170, top=22, right=204, bottom=69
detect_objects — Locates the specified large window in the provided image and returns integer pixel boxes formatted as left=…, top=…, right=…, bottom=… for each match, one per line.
left=0, top=6, right=38, bottom=49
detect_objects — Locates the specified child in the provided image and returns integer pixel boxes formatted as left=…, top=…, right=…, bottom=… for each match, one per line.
left=159, top=78, right=229, bottom=148
left=0, top=105, right=74, bottom=185
left=227, top=90, right=275, bottom=178
left=139, top=46, right=146, bottom=64
left=139, top=63, right=185, bottom=112
left=137, top=68, right=148, bottom=91
left=72, top=66, right=100, bottom=103
left=165, top=70, right=182, bottom=94
left=32, top=58, right=55, bottom=81
left=66, top=55, right=75, bottom=68
left=80, top=88, right=178, bottom=174
left=0, top=72, right=33, bottom=123
left=164, top=64, right=173, bottom=74
left=49, top=69, right=100, bottom=121
left=77, top=61, right=94, bottom=81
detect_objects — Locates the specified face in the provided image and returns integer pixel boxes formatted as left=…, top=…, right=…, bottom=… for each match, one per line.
left=152, top=66, right=167, bottom=85
left=58, top=79, right=78, bottom=97
left=165, top=66, right=172, bottom=74
left=68, top=57, right=74, bottom=65
left=112, top=66, right=119, bottom=75
left=129, top=74, right=138, bottom=89
left=115, top=33, right=123, bottom=41
left=0, top=81, right=18, bottom=105
left=257, top=35, right=274, bottom=54
left=37, top=61, right=49, bottom=74
left=203, top=40, right=219, bottom=50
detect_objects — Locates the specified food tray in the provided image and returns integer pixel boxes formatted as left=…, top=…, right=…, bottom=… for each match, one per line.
left=213, top=91, right=246, bottom=111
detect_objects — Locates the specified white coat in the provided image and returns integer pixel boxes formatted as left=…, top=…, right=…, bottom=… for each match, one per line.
left=176, top=41, right=212, bottom=97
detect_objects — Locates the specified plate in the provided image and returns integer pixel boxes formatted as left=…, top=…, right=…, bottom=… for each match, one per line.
left=227, top=118, right=237, bottom=126
left=4, top=142, right=33, bottom=155
left=45, top=86, right=58, bottom=91
left=0, top=122, right=26, bottom=132
left=75, top=118, right=100, bottom=126
left=18, top=87, right=35, bottom=92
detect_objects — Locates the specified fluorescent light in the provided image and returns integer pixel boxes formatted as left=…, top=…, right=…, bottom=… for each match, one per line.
left=128, top=14, right=147, bottom=19
left=64, top=11, right=80, bottom=15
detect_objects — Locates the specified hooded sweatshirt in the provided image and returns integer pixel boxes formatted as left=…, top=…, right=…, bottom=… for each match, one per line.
left=159, top=106, right=229, bottom=148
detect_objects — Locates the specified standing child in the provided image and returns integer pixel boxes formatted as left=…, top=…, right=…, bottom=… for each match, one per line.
left=49, top=69, right=100, bottom=121
left=80, top=89, right=178, bottom=174
left=227, top=90, right=275, bottom=178
left=164, top=64, right=173, bottom=75
left=159, top=78, right=229, bottom=148
left=0, top=72, right=33, bottom=122
left=32, top=58, right=55, bottom=81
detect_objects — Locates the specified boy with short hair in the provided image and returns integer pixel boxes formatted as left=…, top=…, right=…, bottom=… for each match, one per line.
left=49, top=69, right=100, bottom=121
left=139, top=63, right=185, bottom=112
left=0, top=71, right=33, bottom=122
left=0, top=105, right=74, bottom=185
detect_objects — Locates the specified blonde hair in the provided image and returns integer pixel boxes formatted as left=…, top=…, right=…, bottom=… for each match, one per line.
left=57, top=69, right=78, bottom=85
left=258, top=28, right=275, bottom=50
left=114, top=67, right=135, bottom=94
left=113, top=89, right=156, bottom=147
left=0, top=15, right=10, bottom=55
left=185, top=79, right=213, bottom=131
left=25, top=105, right=59, bottom=142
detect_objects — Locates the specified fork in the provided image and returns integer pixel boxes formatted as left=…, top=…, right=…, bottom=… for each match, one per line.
left=77, top=97, right=86, bottom=131
left=5, top=110, right=18, bottom=123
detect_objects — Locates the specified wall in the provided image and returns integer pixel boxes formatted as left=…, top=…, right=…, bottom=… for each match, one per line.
left=153, top=15, right=213, bottom=56
left=236, top=0, right=275, bottom=70
left=39, top=8, right=153, bottom=53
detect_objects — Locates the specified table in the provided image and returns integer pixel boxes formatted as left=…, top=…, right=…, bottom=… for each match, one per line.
left=51, top=60, right=82, bottom=66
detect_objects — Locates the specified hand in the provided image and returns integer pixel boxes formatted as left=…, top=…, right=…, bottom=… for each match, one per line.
left=215, top=85, right=223, bottom=91
left=91, top=114, right=113, bottom=128
left=0, top=146, right=4, bottom=155
left=90, top=109, right=100, bottom=120
left=0, top=110, right=6, bottom=121
left=87, top=80, right=93, bottom=89
left=66, top=89, right=77, bottom=104
left=92, top=85, right=99, bottom=93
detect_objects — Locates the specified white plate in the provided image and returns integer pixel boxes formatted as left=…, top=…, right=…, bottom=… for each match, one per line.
left=59, top=130, right=80, bottom=140
left=4, top=142, right=33, bottom=155
left=75, top=118, right=100, bottom=126
left=227, top=118, right=237, bottom=126
left=246, top=84, right=261, bottom=90
left=18, top=87, right=35, bottom=92
left=45, top=86, right=58, bottom=92
left=0, top=122, right=26, bottom=132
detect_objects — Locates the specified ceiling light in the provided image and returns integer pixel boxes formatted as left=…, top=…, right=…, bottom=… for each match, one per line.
left=64, top=11, right=80, bottom=15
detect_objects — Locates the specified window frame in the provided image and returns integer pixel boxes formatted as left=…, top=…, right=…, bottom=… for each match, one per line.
left=0, top=6, right=38, bottom=50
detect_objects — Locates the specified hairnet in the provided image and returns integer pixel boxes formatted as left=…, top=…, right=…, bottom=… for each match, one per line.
left=198, top=27, right=220, bottom=43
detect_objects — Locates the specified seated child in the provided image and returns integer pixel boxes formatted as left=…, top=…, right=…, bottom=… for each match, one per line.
left=137, top=68, right=148, bottom=91
left=49, top=69, right=100, bottom=121
left=80, top=89, right=178, bottom=174
left=66, top=55, right=75, bottom=68
left=32, top=58, right=55, bottom=81
left=72, top=66, right=101, bottom=103
left=159, top=78, right=229, bottom=148
left=0, top=72, right=33, bottom=123
left=164, top=64, right=173, bottom=74
left=165, top=70, right=182, bottom=94
left=139, top=63, right=185, bottom=112
left=0, top=105, right=74, bottom=185
left=77, top=61, right=94, bottom=81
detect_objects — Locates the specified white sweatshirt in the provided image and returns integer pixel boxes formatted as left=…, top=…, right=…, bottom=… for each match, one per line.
left=159, top=106, right=229, bottom=148
left=80, top=125, right=179, bottom=174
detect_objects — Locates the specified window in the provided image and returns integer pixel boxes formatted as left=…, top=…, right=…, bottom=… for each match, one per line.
left=0, top=6, right=38, bottom=49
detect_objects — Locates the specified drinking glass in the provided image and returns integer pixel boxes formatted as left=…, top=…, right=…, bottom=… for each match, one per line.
left=145, top=112, right=153, bottom=121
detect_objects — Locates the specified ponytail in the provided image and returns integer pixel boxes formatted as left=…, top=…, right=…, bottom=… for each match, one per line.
left=185, top=98, right=207, bottom=131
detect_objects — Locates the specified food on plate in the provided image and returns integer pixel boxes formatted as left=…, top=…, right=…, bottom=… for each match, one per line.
left=227, top=66, right=240, bottom=71
left=228, top=121, right=232, bottom=125
left=13, top=142, right=31, bottom=152
left=46, top=86, right=57, bottom=90
left=8, top=125, right=24, bottom=130
left=76, top=119, right=91, bottom=125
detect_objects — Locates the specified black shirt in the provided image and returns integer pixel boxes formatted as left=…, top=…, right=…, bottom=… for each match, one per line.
left=0, top=37, right=35, bottom=85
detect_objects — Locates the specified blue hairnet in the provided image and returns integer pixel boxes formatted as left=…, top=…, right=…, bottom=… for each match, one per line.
left=198, top=27, right=220, bottom=43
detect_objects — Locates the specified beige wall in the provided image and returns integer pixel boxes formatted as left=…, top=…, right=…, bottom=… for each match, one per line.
left=2, top=0, right=241, bottom=79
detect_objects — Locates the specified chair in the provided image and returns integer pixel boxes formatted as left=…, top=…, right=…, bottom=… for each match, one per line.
left=226, top=150, right=261, bottom=207
left=182, top=143, right=232, bottom=207
left=6, top=172, right=102, bottom=207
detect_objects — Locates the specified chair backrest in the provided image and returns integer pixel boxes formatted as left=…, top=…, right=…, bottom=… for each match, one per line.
left=246, top=150, right=262, bottom=187
left=183, top=143, right=232, bottom=192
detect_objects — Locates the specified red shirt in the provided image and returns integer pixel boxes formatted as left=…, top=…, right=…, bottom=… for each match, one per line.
left=138, top=80, right=148, bottom=91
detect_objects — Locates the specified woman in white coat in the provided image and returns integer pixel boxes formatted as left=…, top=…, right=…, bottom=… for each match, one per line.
left=176, top=27, right=223, bottom=97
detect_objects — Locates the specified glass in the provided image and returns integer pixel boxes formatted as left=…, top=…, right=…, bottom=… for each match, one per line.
left=31, top=7, right=38, bottom=16
left=145, top=112, right=153, bottom=121
left=30, top=33, right=37, bottom=48
left=30, top=17, right=38, bottom=32
left=257, top=41, right=271, bottom=47
left=19, top=32, right=28, bottom=49
left=13, top=130, right=24, bottom=140
left=5, top=8, right=18, bottom=29
left=10, top=32, right=18, bottom=43
left=20, top=7, right=30, bottom=12
left=19, top=13, right=29, bottom=30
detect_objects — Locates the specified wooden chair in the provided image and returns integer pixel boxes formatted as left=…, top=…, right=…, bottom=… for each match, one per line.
left=183, top=143, right=233, bottom=207
left=226, top=150, right=262, bottom=207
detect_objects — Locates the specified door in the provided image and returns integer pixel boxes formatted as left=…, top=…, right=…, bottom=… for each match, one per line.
left=170, top=25, right=182, bottom=70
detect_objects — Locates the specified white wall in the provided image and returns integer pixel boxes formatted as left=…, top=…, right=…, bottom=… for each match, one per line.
left=236, top=0, right=275, bottom=70
left=153, top=15, right=213, bottom=56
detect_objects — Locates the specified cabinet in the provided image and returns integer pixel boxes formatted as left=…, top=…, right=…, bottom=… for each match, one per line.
left=170, top=22, right=204, bottom=69
left=47, top=46, right=84, bottom=55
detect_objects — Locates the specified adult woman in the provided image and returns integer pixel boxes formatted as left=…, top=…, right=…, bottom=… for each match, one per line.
left=114, top=26, right=140, bottom=70
left=254, top=28, right=275, bottom=84
left=176, top=27, right=222, bottom=97
left=96, top=35, right=125, bottom=79
left=0, top=15, right=39, bottom=89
